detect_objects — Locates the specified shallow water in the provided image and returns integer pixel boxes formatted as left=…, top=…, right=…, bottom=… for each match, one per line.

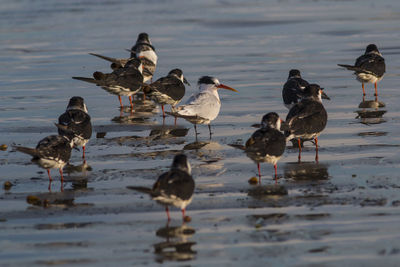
left=2, top=0, right=400, bottom=265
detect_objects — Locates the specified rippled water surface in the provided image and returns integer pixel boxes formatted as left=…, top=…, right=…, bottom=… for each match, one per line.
left=2, top=0, right=400, bottom=265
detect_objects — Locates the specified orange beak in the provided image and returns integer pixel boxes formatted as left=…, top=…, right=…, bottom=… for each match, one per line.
left=217, top=84, right=238, bottom=92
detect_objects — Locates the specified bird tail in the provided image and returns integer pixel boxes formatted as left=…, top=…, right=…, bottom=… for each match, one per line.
left=337, top=64, right=360, bottom=71
left=89, top=53, right=121, bottom=65
left=72, top=76, right=98, bottom=84
left=13, top=146, right=38, bottom=157
left=127, top=186, right=152, bottom=195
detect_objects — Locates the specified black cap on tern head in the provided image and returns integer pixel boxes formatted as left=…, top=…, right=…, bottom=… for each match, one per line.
left=303, top=84, right=322, bottom=97
left=198, top=76, right=218, bottom=85
left=137, top=33, right=150, bottom=43
left=365, top=44, right=379, bottom=54
left=168, top=69, right=183, bottom=77
left=288, top=69, right=301, bottom=79
left=171, top=154, right=191, bottom=174
left=261, top=112, right=281, bottom=129
left=67, top=96, right=85, bottom=109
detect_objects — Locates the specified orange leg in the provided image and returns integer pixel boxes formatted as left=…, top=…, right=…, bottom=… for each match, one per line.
left=181, top=209, right=186, bottom=220
left=166, top=206, right=171, bottom=221
left=161, top=105, right=165, bottom=118
left=47, top=169, right=53, bottom=181
left=374, top=83, right=378, bottom=101
left=274, top=164, right=278, bottom=184
left=82, top=146, right=86, bottom=159
left=59, top=168, right=64, bottom=183
left=129, top=96, right=134, bottom=109
left=118, top=96, right=123, bottom=109
left=298, top=138, right=302, bottom=162
left=362, top=83, right=366, bottom=96
left=257, top=162, right=261, bottom=184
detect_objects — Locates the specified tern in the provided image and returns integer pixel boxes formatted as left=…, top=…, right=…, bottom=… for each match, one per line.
left=143, top=69, right=190, bottom=123
left=285, top=84, right=328, bottom=162
left=338, top=44, right=385, bottom=101
left=13, top=135, right=73, bottom=190
left=127, top=154, right=195, bottom=221
left=245, top=112, right=286, bottom=184
left=55, top=96, right=92, bottom=160
left=167, top=76, right=238, bottom=138
left=282, top=69, right=309, bottom=110
left=72, top=58, right=144, bottom=109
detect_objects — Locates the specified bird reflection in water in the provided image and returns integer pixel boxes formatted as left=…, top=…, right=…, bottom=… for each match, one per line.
left=112, top=99, right=158, bottom=124
left=355, top=100, right=386, bottom=125
left=284, top=161, right=329, bottom=181
left=153, top=222, right=196, bottom=263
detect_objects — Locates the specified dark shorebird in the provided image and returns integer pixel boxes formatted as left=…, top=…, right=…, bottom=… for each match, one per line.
left=130, top=32, right=158, bottom=83
left=72, top=58, right=143, bottom=109
left=127, top=154, right=195, bottom=221
left=55, top=96, right=92, bottom=160
left=285, top=84, right=328, bottom=162
left=338, top=44, right=385, bottom=100
left=282, top=69, right=309, bottom=110
left=144, top=69, right=190, bottom=123
left=89, top=32, right=157, bottom=83
left=13, top=135, right=73, bottom=189
left=245, top=112, right=286, bottom=184
left=167, top=76, right=238, bottom=139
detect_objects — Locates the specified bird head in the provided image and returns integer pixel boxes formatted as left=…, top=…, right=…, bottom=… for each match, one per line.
left=261, top=112, right=282, bottom=130
left=288, top=69, right=301, bottom=79
left=197, top=76, right=238, bottom=93
left=171, top=154, right=191, bottom=175
left=169, top=69, right=191, bottom=86
left=365, top=44, right=380, bottom=55
left=303, top=84, right=330, bottom=102
left=66, top=96, right=88, bottom=113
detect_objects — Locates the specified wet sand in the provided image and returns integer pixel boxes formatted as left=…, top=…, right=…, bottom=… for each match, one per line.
left=2, top=0, right=400, bottom=265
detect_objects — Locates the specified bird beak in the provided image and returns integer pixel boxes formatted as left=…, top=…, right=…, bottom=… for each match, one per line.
left=321, top=89, right=330, bottom=100
left=125, top=48, right=136, bottom=53
left=183, top=77, right=191, bottom=86
left=217, top=84, right=238, bottom=92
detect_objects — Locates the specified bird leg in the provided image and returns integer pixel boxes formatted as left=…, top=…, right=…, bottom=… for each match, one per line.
left=174, top=116, right=177, bottom=126
left=315, top=137, right=319, bottom=163
left=181, top=209, right=186, bottom=221
left=274, top=164, right=278, bottom=184
left=208, top=124, right=213, bottom=139
left=129, top=96, right=134, bottom=110
left=59, top=168, right=64, bottom=183
left=298, top=138, right=302, bottom=162
left=165, top=206, right=171, bottom=222
left=161, top=105, right=166, bottom=118
left=374, top=82, right=378, bottom=101
left=362, top=83, right=366, bottom=96
left=82, top=146, right=86, bottom=159
left=257, top=162, right=261, bottom=184
left=118, top=96, right=123, bottom=109
left=47, top=169, right=53, bottom=182
left=143, top=92, right=146, bottom=102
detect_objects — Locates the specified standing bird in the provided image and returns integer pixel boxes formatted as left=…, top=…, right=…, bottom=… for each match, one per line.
left=89, top=33, right=157, bottom=83
left=338, top=44, right=385, bottom=100
left=282, top=69, right=309, bottom=109
left=130, top=32, right=158, bottom=83
left=13, top=135, right=73, bottom=189
left=285, top=84, right=329, bottom=162
left=55, top=96, right=92, bottom=160
left=167, top=76, right=238, bottom=139
left=127, top=154, right=195, bottom=221
left=143, top=69, right=190, bottom=122
left=245, top=112, right=286, bottom=184
left=72, top=58, right=144, bottom=109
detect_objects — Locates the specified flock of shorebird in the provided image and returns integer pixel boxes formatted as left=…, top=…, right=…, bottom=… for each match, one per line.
left=13, top=33, right=386, bottom=221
